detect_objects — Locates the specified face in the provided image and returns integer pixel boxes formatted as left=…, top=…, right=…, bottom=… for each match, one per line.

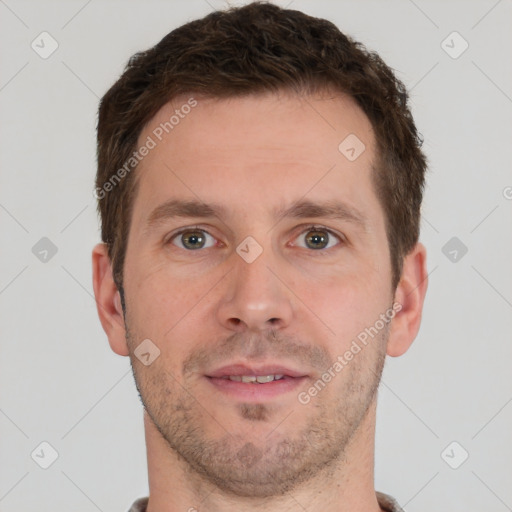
left=121, top=91, right=395, bottom=497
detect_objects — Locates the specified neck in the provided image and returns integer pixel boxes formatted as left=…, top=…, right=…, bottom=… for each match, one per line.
left=144, top=400, right=383, bottom=512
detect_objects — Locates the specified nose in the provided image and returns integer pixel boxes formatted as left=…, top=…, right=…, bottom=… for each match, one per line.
left=216, top=248, right=294, bottom=333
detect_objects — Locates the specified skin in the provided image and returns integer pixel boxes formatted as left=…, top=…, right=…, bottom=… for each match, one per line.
left=92, top=89, right=428, bottom=512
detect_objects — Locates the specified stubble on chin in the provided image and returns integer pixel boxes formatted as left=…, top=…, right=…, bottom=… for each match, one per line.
left=124, top=316, right=388, bottom=498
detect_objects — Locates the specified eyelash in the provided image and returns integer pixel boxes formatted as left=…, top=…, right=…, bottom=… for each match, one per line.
left=167, top=224, right=344, bottom=254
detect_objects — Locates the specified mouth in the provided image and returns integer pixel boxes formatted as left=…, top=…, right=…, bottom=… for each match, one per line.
left=205, top=363, right=308, bottom=401
left=219, top=374, right=286, bottom=383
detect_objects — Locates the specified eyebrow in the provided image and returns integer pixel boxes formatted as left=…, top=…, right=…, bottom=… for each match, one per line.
left=145, top=198, right=368, bottom=233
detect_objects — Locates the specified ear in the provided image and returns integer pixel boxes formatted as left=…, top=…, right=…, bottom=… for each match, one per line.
left=92, top=243, right=129, bottom=356
left=386, top=242, right=428, bottom=357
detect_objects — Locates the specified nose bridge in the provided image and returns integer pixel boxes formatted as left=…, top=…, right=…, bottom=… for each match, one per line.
left=216, top=235, right=293, bottom=332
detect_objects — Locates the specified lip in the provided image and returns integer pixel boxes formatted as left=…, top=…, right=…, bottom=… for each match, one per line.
left=206, top=363, right=307, bottom=379
left=205, top=363, right=308, bottom=401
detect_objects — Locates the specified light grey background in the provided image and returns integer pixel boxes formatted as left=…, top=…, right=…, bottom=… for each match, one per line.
left=1, top=0, right=511, bottom=511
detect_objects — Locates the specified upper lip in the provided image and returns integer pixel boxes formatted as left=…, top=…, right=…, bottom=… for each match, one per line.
left=206, top=363, right=307, bottom=379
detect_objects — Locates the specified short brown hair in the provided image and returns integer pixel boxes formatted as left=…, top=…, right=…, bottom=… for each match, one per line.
left=96, top=1, right=427, bottom=294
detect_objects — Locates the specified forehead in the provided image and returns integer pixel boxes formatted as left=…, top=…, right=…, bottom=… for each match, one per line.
left=131, top=90, right=379, bottom=228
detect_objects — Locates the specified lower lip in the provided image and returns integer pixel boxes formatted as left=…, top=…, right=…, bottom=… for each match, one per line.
left=206, top=376, right=307, bottom=401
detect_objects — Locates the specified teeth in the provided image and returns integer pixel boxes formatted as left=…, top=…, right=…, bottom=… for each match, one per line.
left=256, top=375, right=274, bottom=383
left=228, top=374, right=285, bottom=383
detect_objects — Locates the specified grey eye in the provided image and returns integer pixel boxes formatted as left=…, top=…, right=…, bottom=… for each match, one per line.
left=172, top=230, right=216, bottom=250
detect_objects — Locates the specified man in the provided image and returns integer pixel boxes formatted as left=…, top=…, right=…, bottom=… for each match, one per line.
left=92, top=2, right=428, bottom=511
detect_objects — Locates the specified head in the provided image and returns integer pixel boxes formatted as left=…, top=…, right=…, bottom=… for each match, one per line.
left=93, top=1, right=428, bottom=499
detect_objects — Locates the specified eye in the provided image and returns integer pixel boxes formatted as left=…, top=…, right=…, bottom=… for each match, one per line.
left=169, top=228, right=217, bottom=250
left=167, top=225, right=343, bottom=252
left=292, top=225, right=342, bottom=251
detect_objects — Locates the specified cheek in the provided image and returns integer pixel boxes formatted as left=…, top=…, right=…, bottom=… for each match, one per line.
left=124, top=259, right=221, bottom=347
left=296, top=272, right=388, bottom=345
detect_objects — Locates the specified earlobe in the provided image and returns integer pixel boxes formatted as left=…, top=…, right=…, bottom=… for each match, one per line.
left=91, top=243, right=129, bottom=356
left=386, top=242, right=428, bottom=357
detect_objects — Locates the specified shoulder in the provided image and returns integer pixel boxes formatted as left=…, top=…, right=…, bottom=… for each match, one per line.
left=376, top=491, right=404, bottom=512
left=127, top=496, right=149, bottom=512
